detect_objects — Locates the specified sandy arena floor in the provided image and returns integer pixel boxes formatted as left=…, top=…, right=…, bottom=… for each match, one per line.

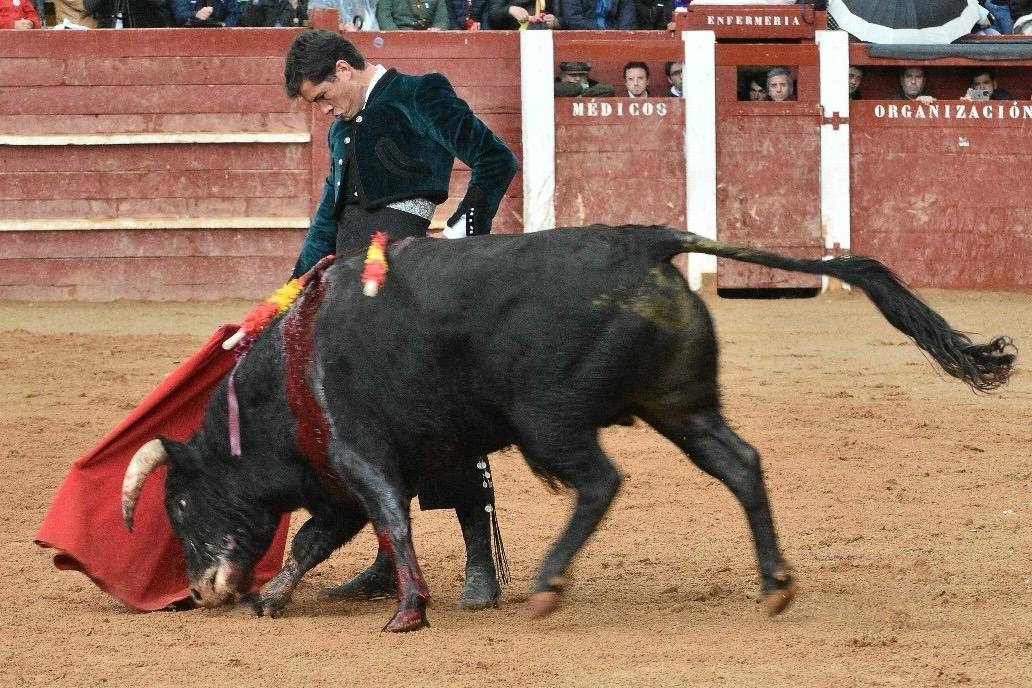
left=1, top=290, right=1029, bottom=687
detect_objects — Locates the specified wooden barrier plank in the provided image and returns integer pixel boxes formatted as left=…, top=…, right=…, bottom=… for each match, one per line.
left=0, top=112, right=309, bottom=135
left=0, top=228, right=304, bottom=260
left=851, top=152, right=1031, bottom=201
left=0, top=28, right=303, bottom=59
left=0, top=256, right=295, bottom=301
left=0, top=170, right=310, bottom=201
left=65, top=56, right=285, bottom=87
left=1, top=143, right=309, bottom=172
left=384, top=60, right=521, bottom=88
left=0, top=196, right=312, bottom=221
left=0, top=85, right=303, bottom=116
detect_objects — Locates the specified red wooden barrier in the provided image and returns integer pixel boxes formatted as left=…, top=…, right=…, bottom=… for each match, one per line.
left=0, top=29, right=522, bottom=300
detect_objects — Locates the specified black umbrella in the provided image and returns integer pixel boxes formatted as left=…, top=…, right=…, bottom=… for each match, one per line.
left=828, top=0, right=984, bottom=44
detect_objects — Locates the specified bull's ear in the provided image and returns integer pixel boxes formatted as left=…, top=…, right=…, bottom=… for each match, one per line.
left=159, top=437, right=204, bottom=475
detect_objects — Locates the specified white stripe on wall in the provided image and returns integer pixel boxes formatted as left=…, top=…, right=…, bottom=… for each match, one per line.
left=682, top=30, right=717, bottom=291
left=0, top=132, right=311, bottom=146
left=816, top=29, right=851, bottom=259
left=519, top=30, right=556, bottom=233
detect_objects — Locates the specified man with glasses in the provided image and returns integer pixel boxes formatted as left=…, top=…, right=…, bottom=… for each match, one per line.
left=664, top=61, right=683, bottom=98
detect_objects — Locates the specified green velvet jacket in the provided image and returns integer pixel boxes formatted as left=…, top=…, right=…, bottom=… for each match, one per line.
left=294, top=68, right=518, bottom=276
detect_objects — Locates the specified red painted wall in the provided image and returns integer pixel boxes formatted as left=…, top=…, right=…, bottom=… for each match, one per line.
left=0, top=29, right=522, bottom=300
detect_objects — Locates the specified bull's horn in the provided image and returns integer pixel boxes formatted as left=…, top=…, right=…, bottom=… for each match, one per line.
left=121, top=439, right=168, bottom=532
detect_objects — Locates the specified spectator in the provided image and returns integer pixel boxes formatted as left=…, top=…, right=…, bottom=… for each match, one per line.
left=766, top=66, right=795, bottom=102
left=242, top=0, right=307, bottom=26
left=171, top=0, right=240, bottom=24
left=624, top=61, right=649, bottom=97
left=962, top=68, right=1015, bottom=100
left=889, top=66, right=936, bottom=104
left=487, top=0, right=558, bottom=29
left=554, top=61, right=615, bottom=97
left=377, top=0, right=449, bottom=29
left=983, top=0, right=1013, bottom=33
left=744, top=72, right=767, bottom=101
left=87, top=0, right=170, bottom=26
left=848, top=65, right=863, bottom=100
left=559, top=0, right=635, bottom=29
left=664, top=61, right=683, bottom=97
left=31, top=0, right=43, bottom=25
left=446, top=0, right=488, bottom=28
left=1014, top=0, right=1032, bottom=33
left=55, top=0, right=98, bottom=26
left=634, top=0, right=671, bottom=29
left=1, top=0, right=41, bottom=27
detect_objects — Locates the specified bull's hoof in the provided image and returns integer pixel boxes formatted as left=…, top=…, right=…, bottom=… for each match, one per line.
left=758, top=567, right=797, bottom=616
left=457, top=567, right=501, bottom=610
left=246, top=592, right=289, bottom=619
left=382, top=607, right=429, bottom=633
left=527, top=591, right=562, bottom=618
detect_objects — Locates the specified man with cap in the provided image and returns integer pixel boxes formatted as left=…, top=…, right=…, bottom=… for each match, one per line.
left=554, top=61, right=615, bottom=97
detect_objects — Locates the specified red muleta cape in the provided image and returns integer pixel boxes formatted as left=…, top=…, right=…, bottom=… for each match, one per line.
left=35, top=324, right=290, bottom=611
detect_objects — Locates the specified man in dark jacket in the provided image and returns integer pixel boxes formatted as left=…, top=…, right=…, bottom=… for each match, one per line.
left=634, top=0, right=671, bottom=29
left=284, top=30, right=517, bottom=608
left=170, top=0, right=239, bottom=25
left=559, top=0, right=635, bottom=29
left=554, top=61, right=615, bottom=97
left=446, top=0, right=489, bottom=27
left=487, top=0, right=558, bottom=28
left=87, top=0, right=169, bottom=26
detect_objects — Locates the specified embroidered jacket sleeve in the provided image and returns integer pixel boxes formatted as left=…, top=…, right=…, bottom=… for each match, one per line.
left=413, top=73, right=517, bottom=233
left=291, top=123, right=343, bottom=278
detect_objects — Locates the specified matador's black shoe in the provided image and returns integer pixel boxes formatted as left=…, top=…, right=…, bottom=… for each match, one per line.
left=322, top=551, right=397, bottom=600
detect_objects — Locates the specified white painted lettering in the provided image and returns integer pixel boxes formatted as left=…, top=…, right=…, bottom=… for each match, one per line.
left=888, top=104, right=899, bottom=118
left=873, top=104, right=886, bottom=118
left=617, top=102, right=624, bottom=116
left=1023, top=105, right=1032, bottom=117
left=773, top=16, right=781, bottom=25
left=643, top=102, right=654, bottom=115
left=792, top=16, right=800, bottom=25
left=587, top=102, right=598, bottom=116
left=914, top=106, right=925, bottom=119
left=572, top=102, right=585, bottom=116
left=629, top=101, right=640, bottom=116
left=927, top=104, right=939, bottom=118
left=706, top=16, right=714, bottom=24
left=745, top=16, right=752, bottom=25
left=901, top=104, right=912, bottom=118
left=968, top=105, right=979, bottom=119
left=982, top=105, right=993, bottom=118
left=600, top=102, right=612, bottom=116
left=1009, top=104, right=1020, bottom=118
left=656, top=102, right=668, bottom=116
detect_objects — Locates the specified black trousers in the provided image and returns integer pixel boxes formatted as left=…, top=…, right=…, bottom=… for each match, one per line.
left=336, top=204, right=493, bottom=512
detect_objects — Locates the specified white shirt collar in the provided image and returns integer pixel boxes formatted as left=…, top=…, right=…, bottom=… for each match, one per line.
left=363, top=64, right=388, bottom=108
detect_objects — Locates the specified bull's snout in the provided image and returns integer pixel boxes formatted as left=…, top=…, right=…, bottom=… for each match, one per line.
left=188, top=562, right=244, bottom=607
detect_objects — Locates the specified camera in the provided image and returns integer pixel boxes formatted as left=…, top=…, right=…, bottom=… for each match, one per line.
left=967, top=88, right=992, bottom=100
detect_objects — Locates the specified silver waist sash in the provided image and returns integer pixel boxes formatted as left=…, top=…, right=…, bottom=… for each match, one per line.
left=385, top=198, right=436, bottom=221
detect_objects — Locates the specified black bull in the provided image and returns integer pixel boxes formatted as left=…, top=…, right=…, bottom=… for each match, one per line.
left=120, top=225, right=1015, bottom=632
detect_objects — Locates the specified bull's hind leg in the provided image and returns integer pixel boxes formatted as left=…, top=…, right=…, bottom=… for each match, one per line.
left=518, top=433, right=622, bottom=618
left=644, top=410, right=796, bottom=615
left=250, top=507, right=367, bottom=618
left=329, top=441, right=430, bottom=632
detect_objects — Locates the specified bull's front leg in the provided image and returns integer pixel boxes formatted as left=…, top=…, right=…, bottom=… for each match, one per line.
left=330, top=442, right=430, bottom=632
left=250, top=508, right=367, bottom=618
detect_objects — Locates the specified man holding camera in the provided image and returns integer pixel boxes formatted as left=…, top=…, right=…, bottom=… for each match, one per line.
left=961, top=69, right=1015, bottom=101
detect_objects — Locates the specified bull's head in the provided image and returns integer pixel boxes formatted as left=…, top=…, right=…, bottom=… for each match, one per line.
left=121, top=438, right=282, bottom=608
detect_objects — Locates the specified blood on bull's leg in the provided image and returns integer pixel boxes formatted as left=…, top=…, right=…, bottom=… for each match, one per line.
left=644, top=410, right=796, bottom=615
left=250, top=508, right=367, bottom=618
left=329, top=440, right=430, bottom=632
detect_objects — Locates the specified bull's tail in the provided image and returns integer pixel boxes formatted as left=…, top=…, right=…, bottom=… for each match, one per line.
left=654, top=227, right=1016, bottom=392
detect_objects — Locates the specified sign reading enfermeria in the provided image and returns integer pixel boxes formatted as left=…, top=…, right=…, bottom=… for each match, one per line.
left=570, top=101, right=670, bottom=117
left=873, top=103, right=1032, bottom=120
